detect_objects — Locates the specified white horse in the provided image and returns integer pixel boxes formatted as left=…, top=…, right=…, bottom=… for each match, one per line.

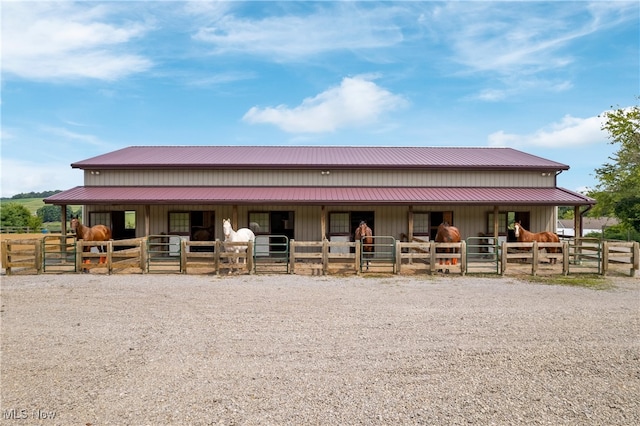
left=222, top=218, right=255, bottom=273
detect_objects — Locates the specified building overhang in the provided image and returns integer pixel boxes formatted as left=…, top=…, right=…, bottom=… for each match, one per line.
left=45, top=186, right=595, bottom=207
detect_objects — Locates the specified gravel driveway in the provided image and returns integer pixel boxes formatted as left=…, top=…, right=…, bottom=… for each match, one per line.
left=1, top=274, right=638, bottom=425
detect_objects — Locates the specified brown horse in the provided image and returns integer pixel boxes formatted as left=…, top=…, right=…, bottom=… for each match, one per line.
left=70, top=217, right=112, bottom=264
left=355, top=221, right=373, bottom=269
left=435, top=222, right=461, bottom=266
left=514, top=221, right=560, bottom=264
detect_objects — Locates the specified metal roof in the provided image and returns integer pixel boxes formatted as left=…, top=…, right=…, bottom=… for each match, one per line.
left=45, top=186, right=594, bottom=206
left=70, top=146, right=569, bottom=171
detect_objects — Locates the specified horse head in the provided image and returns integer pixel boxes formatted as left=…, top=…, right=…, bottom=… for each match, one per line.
left=514, top=222, right=522, bottom=237
left=70, top=216, right=80, bottom=233
left=222, top=218, right=233, bottom=238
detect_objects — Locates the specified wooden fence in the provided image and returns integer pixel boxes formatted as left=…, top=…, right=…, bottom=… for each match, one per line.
left=2, top=235, right=638, bottom=277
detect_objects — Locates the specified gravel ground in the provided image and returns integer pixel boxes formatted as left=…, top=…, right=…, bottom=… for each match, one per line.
left=1, top=273, right=639, bottom=426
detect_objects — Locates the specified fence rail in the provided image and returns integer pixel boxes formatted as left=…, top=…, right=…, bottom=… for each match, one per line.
left=1, top=235, right=638, bottom=277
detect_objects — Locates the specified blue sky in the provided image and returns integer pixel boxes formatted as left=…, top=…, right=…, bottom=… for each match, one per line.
left=1, top=0, right=638, bottom=198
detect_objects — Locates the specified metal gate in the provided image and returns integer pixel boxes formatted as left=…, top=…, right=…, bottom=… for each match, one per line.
left=465, top=236, right=500, bottom=274
left=568, top=238, right=602, bottom=274
left=360, top=236, right=396, bottom=273
left=42, top=235, right=77, bottom=273
left=147, top=235, right=182, bottom=273
left=253, top=235, right=290, bottom=273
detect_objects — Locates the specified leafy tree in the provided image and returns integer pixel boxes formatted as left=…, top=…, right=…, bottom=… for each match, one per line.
left=589, top=102, right=640, bottom=233
left=37, top=205, right=62, bottom=222
left=36, top=205, right=78, bottom=222
left=557, top=206, right=574, bottom=220
left=0, top=202, right=42, bottom=231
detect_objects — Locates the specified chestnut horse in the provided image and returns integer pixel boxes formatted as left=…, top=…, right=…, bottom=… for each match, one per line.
left=355, top=221, right=373, bottom=269
left=70, top=217, right=112, bottom=264
left=514, top=221, right=560, bottom=264
left=435, top=222, right=461, bottom=266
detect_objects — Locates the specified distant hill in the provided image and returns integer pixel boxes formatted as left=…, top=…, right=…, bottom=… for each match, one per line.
left=2, top=190, right=62, bottom=200
left=0, top=197, right=47, bottom=215
left=0, top=191, right=78, bottom=216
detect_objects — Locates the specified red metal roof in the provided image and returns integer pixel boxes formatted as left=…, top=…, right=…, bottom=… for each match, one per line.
left=70, top=146, right=569, bottom=171
left=45, top=186, right=594, bottom=206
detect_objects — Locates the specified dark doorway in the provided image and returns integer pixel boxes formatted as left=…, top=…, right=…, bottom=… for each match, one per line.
left=270, top=211, right=294, bottom=252
left=111, top=211, right=136, bottom=240
left=350, top=211, right=374, bottom=240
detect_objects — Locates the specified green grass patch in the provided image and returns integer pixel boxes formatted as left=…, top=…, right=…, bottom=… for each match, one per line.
left=0, top=197, right=45, bottom=215
left=522, top=274, right=613, bottom=290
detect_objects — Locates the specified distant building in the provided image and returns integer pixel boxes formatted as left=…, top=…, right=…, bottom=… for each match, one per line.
left=557, top=217, right=619, bottom=237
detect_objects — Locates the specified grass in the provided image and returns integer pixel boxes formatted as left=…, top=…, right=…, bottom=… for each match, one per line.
left=521, top=274, right=614, bottom=290
left=0, top=197, right=46, bottom=215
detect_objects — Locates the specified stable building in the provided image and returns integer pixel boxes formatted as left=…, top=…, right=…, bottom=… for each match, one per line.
left=45, top=146, right=595, bottom=245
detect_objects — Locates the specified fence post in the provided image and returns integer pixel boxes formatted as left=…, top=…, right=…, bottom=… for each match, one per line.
left=562, top=241, right=569, bottom=275
left=460, top=241, right=466, bottom=276
left=140, top=238, right=148, bottom=273
left=35, top=241, right=43, bottom=274
left=247, top=241, right=254, bottom=274
left=289, top=240, right=296, bottom=274
left=106, top=241, right=113, bottom=275
left=430, top=241, right=436, bottom=274
left=395, top=241, right=402, bottom=274
left=76, top=240, right=83, bottom=272
left=322, top=239, right=328, bottom=275
left=213, top=240, right=221, bottom=275
left=180, top=239, right=187, bottom=274
left=531, top=241, right=538, bottom=276
left=355, top=241, right=361, bottom=274
left=2, top=241, right=10, bottom=275
left=602, top=241, right=609, bottom=276
left=632, top=242, right=639, bottom=277
left=500, top=241, right=507, bottom=275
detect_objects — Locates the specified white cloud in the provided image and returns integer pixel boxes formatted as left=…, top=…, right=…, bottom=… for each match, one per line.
left=192, top=4, right=404, bottom=61
left=242, top=76, right=407, bottom=133
left=0, top=158, right=83, bottom=198
left=488, top=114, right=606, bottom=148
left=433, top=2, right=637, bottom=76
left=424, top=2, right=638, bottom=100
left=2, top=1, right=153, bottom=81
left=41, top=126, right=105, bottom=147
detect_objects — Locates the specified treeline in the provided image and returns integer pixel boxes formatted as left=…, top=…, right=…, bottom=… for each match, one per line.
left=6, top=190, right=62, bottom=200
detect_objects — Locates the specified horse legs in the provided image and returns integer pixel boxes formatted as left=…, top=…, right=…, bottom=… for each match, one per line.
left=99, top=246, right=106, bottom=264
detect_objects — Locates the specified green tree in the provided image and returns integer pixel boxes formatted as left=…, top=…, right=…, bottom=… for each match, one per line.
left=589, top=102, right=640, bottom=233
left=0, top=202, right=43, bottom=231
left=37, top=205, right=62, bottom=222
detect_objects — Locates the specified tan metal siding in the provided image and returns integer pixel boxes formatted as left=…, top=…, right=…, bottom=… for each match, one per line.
left=86, top=169, right=556, bottom=188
